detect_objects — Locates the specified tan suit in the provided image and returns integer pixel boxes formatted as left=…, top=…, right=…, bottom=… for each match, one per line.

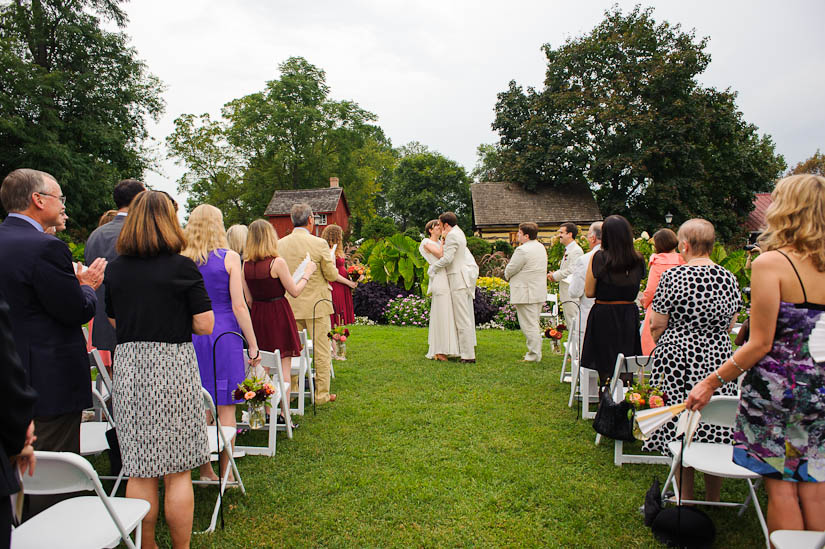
left=432, top=226, right=477, bottom=360
left=505, top=239, right=548, bottom=361
left=277, top=227, right=339, bottom=404
left=552, top=241, right=583, bottom=336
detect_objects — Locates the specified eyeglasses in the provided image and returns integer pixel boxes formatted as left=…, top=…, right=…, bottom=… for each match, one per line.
left=36, top=192, right=66, bottom=205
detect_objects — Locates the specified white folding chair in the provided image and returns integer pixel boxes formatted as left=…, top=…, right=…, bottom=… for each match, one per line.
left=662, top=396, right=769, bottom=548
left=89, top=349, right=113, bottom=423
left=235, top=350, right=294, bottom=457
left=12, top=451, right=150, bottom=549
left=594, top=354, right=670, bottom=466
left=196, top=388, right=246, bottom=533
left=771, top=530, right=825, bottom=549
left=80, top=388, right=114, bottom=458
left=291, top=329, right=315, bottom=415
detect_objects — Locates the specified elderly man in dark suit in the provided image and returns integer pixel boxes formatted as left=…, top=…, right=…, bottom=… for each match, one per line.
left=84, top=179, right=145, bottom=356
left=0, top=168, right=106, bottom=458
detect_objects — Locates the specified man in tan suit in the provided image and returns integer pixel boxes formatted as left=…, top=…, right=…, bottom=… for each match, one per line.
left=277, top=203, right=340, bottom=404
left=504, top=222, right=548, bottom=362
left=431, top=212, right=477, bottom=362
left=549, top=222, right=583, bottom=338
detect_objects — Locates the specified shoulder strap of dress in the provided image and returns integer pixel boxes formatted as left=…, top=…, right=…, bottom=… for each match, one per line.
left=776, top=250, right=808, bottom=303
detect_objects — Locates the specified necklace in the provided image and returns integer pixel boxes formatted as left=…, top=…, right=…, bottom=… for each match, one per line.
left=686, top=258, right=712, bottom=266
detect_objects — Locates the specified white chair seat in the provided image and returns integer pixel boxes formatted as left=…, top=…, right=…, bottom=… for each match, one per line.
left=770, top=529, right=825, bottom=549
left=12, top=495, right=150, bottom=549
left=666, top=441, right=760, bottom=479
left=80, top=422, right=110, bottom=455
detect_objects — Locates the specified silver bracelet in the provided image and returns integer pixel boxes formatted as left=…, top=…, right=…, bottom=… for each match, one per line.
left=731, top=355, right=746, bottom=374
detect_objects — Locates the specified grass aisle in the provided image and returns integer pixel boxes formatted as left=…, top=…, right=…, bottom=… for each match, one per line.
left=187, top=325, right=764, bottom=548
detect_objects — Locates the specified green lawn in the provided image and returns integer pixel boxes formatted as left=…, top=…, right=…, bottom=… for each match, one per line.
left=114, top=325, right=765, bottom=547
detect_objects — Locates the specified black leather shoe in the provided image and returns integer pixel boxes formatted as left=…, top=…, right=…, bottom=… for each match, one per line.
left=460, top=358, right=476, bottom=363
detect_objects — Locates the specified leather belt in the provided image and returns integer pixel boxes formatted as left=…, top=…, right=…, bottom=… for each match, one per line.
left=595, top=300, right=634, bottom=305
left=254, top=296, right=284, bottom=303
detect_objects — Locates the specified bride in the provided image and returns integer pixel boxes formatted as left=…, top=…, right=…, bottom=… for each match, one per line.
left=419, top=220, right=460, bottom=361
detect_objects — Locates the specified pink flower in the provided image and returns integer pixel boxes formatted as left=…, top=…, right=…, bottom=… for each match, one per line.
left=340, top=335, right=347, bottom=342
left=627, top=392, right=643, bottom=406
left=244, top=391, right=256, bottom=400
left=649, top=395, right=665, bottom=408
left=333, top=333, right=341, bottom=340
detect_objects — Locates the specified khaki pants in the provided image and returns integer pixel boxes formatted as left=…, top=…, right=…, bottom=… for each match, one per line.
left=515, top=302, right=542, bottom=361
left=450, top=286, right=476, bottom=360
left=295, top=316, right=333, bottom=404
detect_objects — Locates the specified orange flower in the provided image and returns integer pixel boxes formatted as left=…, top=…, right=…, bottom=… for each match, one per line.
left=264, top=384, right=275, bottom=395
left=244, top=391, right=256, bottom=400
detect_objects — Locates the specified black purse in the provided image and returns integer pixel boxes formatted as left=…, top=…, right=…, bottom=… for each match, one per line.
left=592, top=380, right=635, bottom=441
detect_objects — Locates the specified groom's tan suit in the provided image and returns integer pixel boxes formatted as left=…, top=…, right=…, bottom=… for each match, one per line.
left=432, top=226, right=477, bottom=360
left=278, top=227, right=340, bottom=404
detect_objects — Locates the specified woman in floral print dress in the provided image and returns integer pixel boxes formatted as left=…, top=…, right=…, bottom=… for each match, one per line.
left=687, top=174, right=825, bottom=536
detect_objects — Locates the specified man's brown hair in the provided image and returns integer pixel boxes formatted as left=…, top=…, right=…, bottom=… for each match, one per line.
left=116, top=191, right=186, bottom=257
left=519, top=222, right=538, bottom=240
left=438, top=211, right=458, bottom=227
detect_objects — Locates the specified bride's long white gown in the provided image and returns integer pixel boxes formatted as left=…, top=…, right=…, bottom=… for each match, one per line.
left=420, top=238, right=460, bottom=358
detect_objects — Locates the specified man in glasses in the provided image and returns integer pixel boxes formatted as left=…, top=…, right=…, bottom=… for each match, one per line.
left=0, top=168, right=106, bottom=516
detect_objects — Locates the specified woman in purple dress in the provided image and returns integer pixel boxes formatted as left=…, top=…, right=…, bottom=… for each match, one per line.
left=182, top=205, right=261, bottom=482
left=687, top=175, right=825, bottom=536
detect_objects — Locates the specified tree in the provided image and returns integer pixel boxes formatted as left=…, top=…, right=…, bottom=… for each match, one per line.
left=788, top=150, right=825, bottom=176
left=383, top=144, right=472, bottom=231
left=470, top=143, right=503, bottom=182
left=168, top=57, right=395, bottom=227
left=0, top=0, right=164, bottom=235
left=491, top=6, right=785, bottom=240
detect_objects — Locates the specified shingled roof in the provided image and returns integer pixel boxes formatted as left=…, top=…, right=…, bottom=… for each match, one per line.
left=471, top=182, right=602, bottom=227
left=745, top=192, right=772, bottom=233
left=264, top=187, right=348, bottom=217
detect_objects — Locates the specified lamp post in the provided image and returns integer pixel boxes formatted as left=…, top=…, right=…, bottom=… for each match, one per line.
left=665, top=212, right=673, bottom=226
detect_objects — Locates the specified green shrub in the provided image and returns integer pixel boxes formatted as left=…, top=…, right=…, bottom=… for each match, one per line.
left=361, top=216, right=398, bottom=240
left=367, top=234, right=428, bottom=293
left=492, top=239, right=514, bottom=256
left=383, top=294, right=430, bottom=327
left=466, top=236, right=492, bottom=264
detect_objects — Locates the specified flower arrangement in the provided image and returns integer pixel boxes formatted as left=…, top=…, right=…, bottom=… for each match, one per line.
left=624, top=380, right=667, bottom=412
left=233, top=376, right=276, bottom=403
left=328, top=325, right=350, bottom=342
left=383, top=294, right=430, bottom=327
left=544, top=323, right=565, bottom=353
left=477, top=276, right=509, bottom=293
left=346, top=263, right=366, bottom=281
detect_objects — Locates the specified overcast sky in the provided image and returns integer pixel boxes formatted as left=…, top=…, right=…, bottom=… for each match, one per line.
left=119, top=0, right=825, bottom=206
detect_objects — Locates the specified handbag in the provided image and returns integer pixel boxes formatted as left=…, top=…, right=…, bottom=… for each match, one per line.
left=592, top=380, right=635, bottom=441
left=734, top=317, right=750, bottom=346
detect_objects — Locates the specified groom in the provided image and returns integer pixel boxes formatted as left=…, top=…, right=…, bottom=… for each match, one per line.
left=431, top=212, right=477, bottom=363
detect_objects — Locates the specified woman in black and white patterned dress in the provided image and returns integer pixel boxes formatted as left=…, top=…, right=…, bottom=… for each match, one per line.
left=644, top=219, right=741, bottom=502
left=105, top=191, right=214, bottom=548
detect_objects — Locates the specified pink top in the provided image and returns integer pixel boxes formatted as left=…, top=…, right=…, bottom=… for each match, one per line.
left=641, top=252, right=685, bottom=309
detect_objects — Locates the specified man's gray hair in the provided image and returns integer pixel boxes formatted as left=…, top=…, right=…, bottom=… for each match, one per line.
left=0, top=169, right=53, bottom=213
left=290, top=203, right=313, bottom=227
left=589, top=221, right=603, bottom=241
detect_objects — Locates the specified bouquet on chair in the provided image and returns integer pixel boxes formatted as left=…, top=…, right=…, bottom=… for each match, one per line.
left=234, top=377, right=276, bottom=430
left=624, top=377, right=668, bottom=440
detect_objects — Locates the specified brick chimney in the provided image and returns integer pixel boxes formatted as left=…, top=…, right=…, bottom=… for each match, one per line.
left=330, top=177, right=339, bottom=188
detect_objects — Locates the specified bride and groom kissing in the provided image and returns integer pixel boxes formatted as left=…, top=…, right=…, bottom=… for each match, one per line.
left=418, top=212, right=479, bottom=363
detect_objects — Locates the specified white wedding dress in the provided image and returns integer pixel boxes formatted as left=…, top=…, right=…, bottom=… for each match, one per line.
left=420, top=238, right=460, bottom=358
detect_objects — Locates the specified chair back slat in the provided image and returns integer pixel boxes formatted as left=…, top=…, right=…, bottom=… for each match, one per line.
left=21, top=451, right=97, bottom=495
left=698, top=395, right=740, bottom=428
left=89, top=349, right=113, bottom=394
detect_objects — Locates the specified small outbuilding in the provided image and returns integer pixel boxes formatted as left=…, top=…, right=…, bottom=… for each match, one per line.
left=745, top=192, right=772, bottom=243
left=264, top=178, right=350, bottom=237
left=471, top=181, right=603, bottom=244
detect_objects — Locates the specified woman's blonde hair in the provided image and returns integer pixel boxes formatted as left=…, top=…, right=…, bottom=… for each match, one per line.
left=226, top=224, right=248, bottom=255
left=98, top=209, right=118, bottom=227
left=321, top=224, right=345, bottom=257
left=759, top=174, right=825, bottom=271
left=244, top=219, right=279, bottom=262
left=117, top=191, right=185, bottom=257
left=181, top=204, right=229, bottom=265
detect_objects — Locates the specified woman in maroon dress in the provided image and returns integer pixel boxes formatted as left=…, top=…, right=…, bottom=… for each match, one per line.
left=321, top=224, right=358, bottom=329
left=243, top=220, right=316, bottom=418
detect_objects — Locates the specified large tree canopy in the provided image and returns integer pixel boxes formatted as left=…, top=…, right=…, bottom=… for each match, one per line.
left=0, top=0, right=164, bottom=235
left=490, top=6, right=785, bottom=240
left=382, top=143, right=472, bottom=232
left=167, top=56, right=395, bottom=228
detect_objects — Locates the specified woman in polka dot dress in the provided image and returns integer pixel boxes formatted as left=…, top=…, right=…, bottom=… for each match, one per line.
left=644, top=218, right=741, bottom=502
